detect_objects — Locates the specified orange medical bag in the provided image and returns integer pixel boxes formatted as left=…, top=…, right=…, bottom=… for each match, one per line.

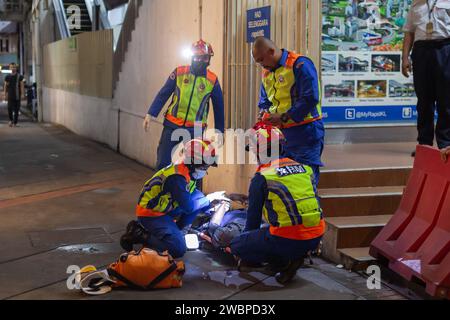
left=107, top=248, right=185, bottom=290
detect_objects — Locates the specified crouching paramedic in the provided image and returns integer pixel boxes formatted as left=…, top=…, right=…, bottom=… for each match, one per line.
left=230, top=123, right=325, bottom=284
left=120, top=139, right=218, bottom=258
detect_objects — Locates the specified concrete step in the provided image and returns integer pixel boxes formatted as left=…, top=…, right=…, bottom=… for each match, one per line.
left=319, top=167, right=411, bottom=189
left=63, top=0, right=89, bottom=6
left=319, top=186, right=403, bottom=217
left=338, top=247, right=376, bottom=270
left=322, top=215, right=392, bottom=264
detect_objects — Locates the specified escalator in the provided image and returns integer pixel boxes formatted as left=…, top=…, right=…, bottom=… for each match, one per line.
left=62, top=0, right=92, bottom=36
left=53, top=0, right=94, bottom=38
left=53, top=0, right=131, bottom=43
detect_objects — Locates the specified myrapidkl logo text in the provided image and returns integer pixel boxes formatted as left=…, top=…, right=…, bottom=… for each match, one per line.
left=356, top=111, right=387, bottom=119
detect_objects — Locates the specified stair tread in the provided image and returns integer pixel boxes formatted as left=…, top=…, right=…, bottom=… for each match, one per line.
left=321, top=166, right=412, bottom=173
left=320, top=186, right=404, bottom=197
left=338, top=247, right=375, bottom=262
left=325, top=214, right=392, bottom=228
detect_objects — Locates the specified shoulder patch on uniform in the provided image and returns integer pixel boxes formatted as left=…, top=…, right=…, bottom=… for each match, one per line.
left=296, top=61, right=305, bottom=69
left=276, top=165, right=306, bottom=177
left=169, top=72, right=176, bottom=80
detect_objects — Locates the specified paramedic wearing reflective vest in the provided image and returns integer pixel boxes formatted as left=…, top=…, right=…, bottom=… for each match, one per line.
left=120, top=139, right=217, bottom=258
left=230, top=124, right=325, bottom=284
left=143, top=40, right=225, bottom=170
left=252, top=37, right=324, bottom=186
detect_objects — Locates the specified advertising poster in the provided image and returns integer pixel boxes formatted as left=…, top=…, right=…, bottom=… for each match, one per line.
left=321, top=0, right=417, bottom=124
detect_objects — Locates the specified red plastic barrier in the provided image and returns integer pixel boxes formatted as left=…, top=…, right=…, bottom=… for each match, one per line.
left=370, top=145, right=450, bottom=299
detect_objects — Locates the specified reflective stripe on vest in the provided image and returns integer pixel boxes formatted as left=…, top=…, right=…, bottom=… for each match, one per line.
left=262, top=51, right=322, bottom=129
left=136, top=163, right=195, bottom=217
left=165, top=66, right=217, bottom=127
left=257, top=158, right=325, bottom=240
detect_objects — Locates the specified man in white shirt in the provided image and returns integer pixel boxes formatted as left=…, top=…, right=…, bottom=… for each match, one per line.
left=402, top=0, right=450, bottom=156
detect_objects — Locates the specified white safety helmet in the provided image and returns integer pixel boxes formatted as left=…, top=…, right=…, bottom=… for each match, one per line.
left=74, top=265, right=116, bottom=295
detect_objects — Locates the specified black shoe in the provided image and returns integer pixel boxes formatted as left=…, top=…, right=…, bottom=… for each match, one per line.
left=275, top=258, right=305, bottom=284
left=261, top=263, right=287, bottom=276
left=120, top=220, right=149, bottom=252
left=237, top=260, right=265, bottom=273
left=237, top=260, right=285, bottom=276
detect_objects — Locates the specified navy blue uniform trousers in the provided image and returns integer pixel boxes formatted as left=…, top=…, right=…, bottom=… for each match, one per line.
left=412, top=39, right=450, bottom=149
left=156, top=124, right=204, bottom=170
left=138, top=189, right=209, bottom=258
left=230, top=227, right=322, bottom=266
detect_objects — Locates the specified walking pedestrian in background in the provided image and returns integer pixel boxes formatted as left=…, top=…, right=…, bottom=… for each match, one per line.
left=3, top=63, right=25, bottom=127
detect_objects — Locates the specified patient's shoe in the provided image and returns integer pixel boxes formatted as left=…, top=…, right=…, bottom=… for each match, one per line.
left=120, top=220, right=149, bottom=252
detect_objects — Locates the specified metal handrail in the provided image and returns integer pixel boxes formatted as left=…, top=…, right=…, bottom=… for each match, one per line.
left=84, top=0, right=94, bottom=23
left=93, top=0, right=111, bottom=29
left=52, top=0, right=71, bottom=38
left=112, top=0, right=142, bottom=92
left=85, top=0, right=111, bottom=30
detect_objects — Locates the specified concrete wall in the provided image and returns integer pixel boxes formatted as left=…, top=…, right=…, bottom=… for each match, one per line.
left=43, top=87, right=118, bottom=148
left=41, top=29, right=116, bottom=149
left=43, top=30, right=114, bottom=99
left=32, top=0, right=59, bottom=122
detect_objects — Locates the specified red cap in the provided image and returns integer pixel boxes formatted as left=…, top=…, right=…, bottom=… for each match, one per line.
left=248, top=122, right=286, bottom=153
left=191, top=39, right=214, bottom=57
left=183, top=139, right=218, bottom=167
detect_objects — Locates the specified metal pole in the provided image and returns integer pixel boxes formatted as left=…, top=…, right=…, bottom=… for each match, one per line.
left=33, top=3, right=43, bottom=122
left=199, top=0, right=203, bottom=39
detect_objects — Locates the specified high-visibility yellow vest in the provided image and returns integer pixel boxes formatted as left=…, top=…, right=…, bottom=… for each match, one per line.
left=262, top=51, right=322, bottom=129
left=257, top=158, right=325, bottom=240
left=165, top=66, right=218, bottom=128
left=136, top=163, right=196, bottom=217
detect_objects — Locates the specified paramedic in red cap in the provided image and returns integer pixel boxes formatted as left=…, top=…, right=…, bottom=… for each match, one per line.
left=230, top=123, right=325, bottom=284
left=120, top=139, right=217, bottom=258
left=143, top=40, right=225, bottom=170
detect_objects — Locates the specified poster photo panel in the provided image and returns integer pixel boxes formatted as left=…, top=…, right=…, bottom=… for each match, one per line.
left=321, top=0, right=417, bottom=125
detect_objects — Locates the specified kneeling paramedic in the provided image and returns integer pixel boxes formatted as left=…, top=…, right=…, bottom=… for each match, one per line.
left=120, top=139, right=218, bottom=258
left=230, top=123, right=325, bottom=284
